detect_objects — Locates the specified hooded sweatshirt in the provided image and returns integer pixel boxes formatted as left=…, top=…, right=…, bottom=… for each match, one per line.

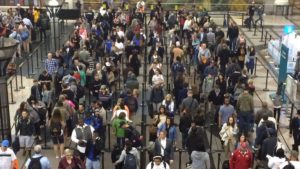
left=191, top=151, right=210, bottom=169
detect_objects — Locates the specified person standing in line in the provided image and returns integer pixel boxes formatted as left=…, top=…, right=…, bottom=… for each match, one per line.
left=247, top=1, right=256, bottom=30
left=230, top=142, right=253, bottom=169
left=16, top=110, right=35, bottom=156
left=154, top=131, right=174, bottom=164
left=146, top=155, right=170, bottom=169
left=290, top=110, right=300, bottom=151
left=25, top=145, right=50, bottom=169
left=44, top=52, right=58, bottom=76
left=0, top=140, right=18, bottom=169
left=236, top=89, right=254, bottom=135
left=273, top=90, right=282, bottom=123
left=191, top=143, right=210, bottom=169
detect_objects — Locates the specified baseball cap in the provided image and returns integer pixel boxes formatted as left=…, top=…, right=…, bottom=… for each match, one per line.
left=1, top=140, right=9, bottom=147
left=153, top=155, right=163, bottom=161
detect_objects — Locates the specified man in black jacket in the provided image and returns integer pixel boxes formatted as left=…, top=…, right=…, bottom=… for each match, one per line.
left=154, top=131, right=174, bottom=164
left=85, top=132, right=104, bottom=169
left=227, top=22, right=239, bottom=52
left=290, top=110, right=300, bottom=151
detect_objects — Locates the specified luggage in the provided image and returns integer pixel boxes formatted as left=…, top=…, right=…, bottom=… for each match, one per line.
left=222, top=160, right=229, bottom=169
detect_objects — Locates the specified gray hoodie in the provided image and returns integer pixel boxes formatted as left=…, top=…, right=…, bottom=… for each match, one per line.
left=191, top=151, right=210, bottom=169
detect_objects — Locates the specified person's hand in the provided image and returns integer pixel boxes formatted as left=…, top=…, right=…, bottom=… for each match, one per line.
left=170, top=160, right=174, bottom=164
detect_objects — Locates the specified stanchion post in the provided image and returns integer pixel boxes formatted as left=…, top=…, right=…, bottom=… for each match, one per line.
left=19, top=65, right=25, bottom=89
left=210, top=123, right=213, bottom=152
left=44, top=125, right=47, bottom=148
left=217, top=153, right=221, bottom=169
left=36, top=51, right=39, bottom=68
left=14, top=74, right=19, bottom=92
left=101, top=151, right=105, bottom=168
left=27, top=56, right=30, bottom=78
left=253, top=24, right=257, bottom=36
left=31, top=53, right=34, bottom=74
left=264, top=31, right=268, bottom=46
left=260, top=26, right=264, bottom=42
left=242, top=13, right=244, bottom=27
left=166, top=46, right=169, bottom=92
left=107, top=123, right=111, bottom=151
left=263, top=69, right=269, bottom=91
left=9, top=80, right=16, bottom=104
left=290, top=103, right=294, bottom=127
left=254, top=57, right=258, bottom=77
left=179, top=149, right=182, bottom=169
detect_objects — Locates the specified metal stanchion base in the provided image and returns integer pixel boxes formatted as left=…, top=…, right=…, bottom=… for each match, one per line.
left=263, top=88, right=269, bottom=91
left=9, top=101, right=16, bottom=104
left=19, top=86, right=25, bottom=89
left=14, top=89, right=20, bottom=92
left=29, top=73, right=36, bottom=76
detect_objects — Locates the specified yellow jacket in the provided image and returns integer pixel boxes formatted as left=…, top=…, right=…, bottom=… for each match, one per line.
left=33, top=9, right=40, bottom=23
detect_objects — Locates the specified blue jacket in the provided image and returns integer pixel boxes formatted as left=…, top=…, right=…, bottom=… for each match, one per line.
left=157, top=124, right=177, bottom=143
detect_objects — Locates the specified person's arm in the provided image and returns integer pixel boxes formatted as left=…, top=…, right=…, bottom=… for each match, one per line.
left=229, top=151, right=236, bottom=169
left=114, top=150, right=126, bottom=164
left=71, top=128, right=79, bottom=143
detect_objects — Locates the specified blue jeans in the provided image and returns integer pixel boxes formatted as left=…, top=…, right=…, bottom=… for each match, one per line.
left=86, top=158, right=101, bottom=169
left=238, top=112, right=251, bottom=135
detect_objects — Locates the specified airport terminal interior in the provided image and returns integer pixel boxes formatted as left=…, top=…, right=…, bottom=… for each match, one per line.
left=0, top=0, right=300, bottom=169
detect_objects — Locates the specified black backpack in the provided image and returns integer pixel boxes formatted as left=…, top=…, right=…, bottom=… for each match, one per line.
left=123, top=153, right=137, bottom=169
left=28, top=156, right=43, bottom=169
left=151, top=161, right=167, bottom=169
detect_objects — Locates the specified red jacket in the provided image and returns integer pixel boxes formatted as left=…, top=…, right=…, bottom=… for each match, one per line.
left=230, top=149, right=253, bottom=169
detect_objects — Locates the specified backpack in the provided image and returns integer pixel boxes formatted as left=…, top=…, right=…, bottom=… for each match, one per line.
left=123, top=153, right=137, bottom=169
left=28, top=156, right=43, bottom=169
left=151, top=161, right=167, bottom=169
left=172, top=62, right=184, bottom=74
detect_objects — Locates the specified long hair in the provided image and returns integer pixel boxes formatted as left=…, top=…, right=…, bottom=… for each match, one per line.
left=51, top=109, right=62, bottom=124
left=226, top=116, right=236, bottom=128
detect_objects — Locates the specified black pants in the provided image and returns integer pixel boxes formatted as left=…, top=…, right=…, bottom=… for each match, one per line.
left=274, top=107, right=281, bottom=122
left=40, top=29, right=47, bottom=40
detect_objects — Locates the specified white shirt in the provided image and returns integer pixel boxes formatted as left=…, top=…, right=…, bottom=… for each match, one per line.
left=146, top=161, right=170, bottom=169
left=258, top=117, right=277, bottom=129
left=111, top=109, right=131, bottom=122
left=183, top=19, right=192, bottom=31
left=279, top=161, right=300, bottom=169
left=0, top=148, right=16, bottom=169
left=152, top=74, right=164, bottom=87
left=160, top=138, right=167, bottom=157
left=115, top=42, right=124, bottom=55
left=268, top=156, right=286, bottom=169
left=71, top=124, right=95, bottom=153
left=117, top=30, right=125, bottom=38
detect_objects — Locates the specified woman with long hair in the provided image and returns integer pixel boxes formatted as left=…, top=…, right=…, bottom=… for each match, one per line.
left=162, top=94, right=175, bottom=116
left=58, top=149, right=85, bottom=169
left=219, top=116, right=238, bottom=157
left=157, top=117, right=177, bottom=145
left=49, top=109, right=65, bottom=158
left=154, top=105, right=168, bottom=128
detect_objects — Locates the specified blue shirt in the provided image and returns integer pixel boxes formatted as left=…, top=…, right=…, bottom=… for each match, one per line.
left=44, top=58, right=58, bottom=75
left=25, top=154, right=51, bottom=169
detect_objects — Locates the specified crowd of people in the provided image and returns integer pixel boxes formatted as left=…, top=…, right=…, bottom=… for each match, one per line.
left=0, top=1, right=299, bottom=169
